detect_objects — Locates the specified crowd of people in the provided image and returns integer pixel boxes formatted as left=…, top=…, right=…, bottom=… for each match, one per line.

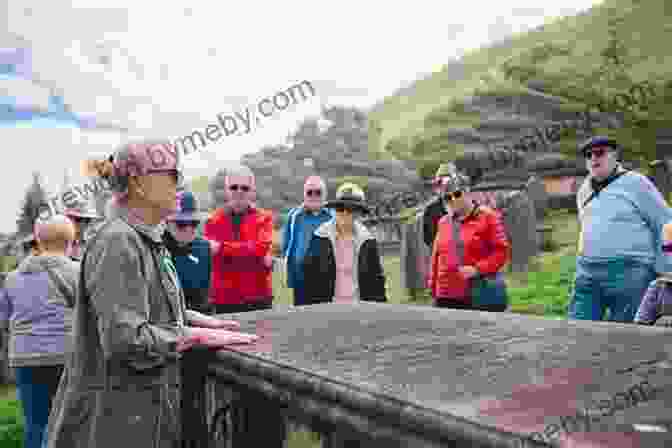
left=2, top=134, right=672, bottom=447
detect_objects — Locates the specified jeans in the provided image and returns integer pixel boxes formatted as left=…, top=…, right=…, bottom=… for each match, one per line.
left=568, top=257, right=656, bottom=322
left=292, top=284, right=309, bottom=306
left=15, top=365, right=64, bottom=448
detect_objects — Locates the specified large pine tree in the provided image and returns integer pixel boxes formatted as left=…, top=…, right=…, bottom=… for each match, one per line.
left=16, top=171, right=49, bottom=236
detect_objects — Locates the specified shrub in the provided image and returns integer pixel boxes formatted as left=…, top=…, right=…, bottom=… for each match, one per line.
left=0, top=399, right=23, bottom=448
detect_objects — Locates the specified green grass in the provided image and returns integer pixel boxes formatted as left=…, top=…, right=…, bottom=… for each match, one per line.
left=369, top=0, right=672, bottom=162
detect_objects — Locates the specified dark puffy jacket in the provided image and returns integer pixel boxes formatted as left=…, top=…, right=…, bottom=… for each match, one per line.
left=422, top=197, right=447, bottom=248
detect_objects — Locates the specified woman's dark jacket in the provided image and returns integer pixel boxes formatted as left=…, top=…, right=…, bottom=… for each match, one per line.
left=302, top=219, right=386, bottom=304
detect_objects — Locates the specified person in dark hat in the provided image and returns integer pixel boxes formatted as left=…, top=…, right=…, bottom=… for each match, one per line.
left=422, top=163, right=459, bottom=249
left=302, top=182, right=386, bottom=304
left=570, top=135, right=672, bottom=322
left=163, top=191, right=212, bottom=314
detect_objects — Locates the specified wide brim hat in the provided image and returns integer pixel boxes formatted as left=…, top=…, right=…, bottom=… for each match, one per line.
left=324, top=182, right=370, bottom=214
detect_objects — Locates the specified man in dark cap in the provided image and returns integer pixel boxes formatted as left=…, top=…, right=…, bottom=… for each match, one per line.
left=571, top=136, right=672, bottom=322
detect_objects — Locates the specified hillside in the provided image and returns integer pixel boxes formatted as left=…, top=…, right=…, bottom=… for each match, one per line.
left=368, top=0, right=672, bottom=166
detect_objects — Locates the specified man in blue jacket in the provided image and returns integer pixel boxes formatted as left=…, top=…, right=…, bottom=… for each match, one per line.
left=571, top=136, right=672, bottom=322
left=282, top=176, right=334, bottom=306
left=163, top=190, right=212, bottom=313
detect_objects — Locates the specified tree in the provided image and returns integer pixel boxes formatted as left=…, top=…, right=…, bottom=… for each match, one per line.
left=500, top=5, right=672, bottom=165
left=16, top=171, right=48, bottom=236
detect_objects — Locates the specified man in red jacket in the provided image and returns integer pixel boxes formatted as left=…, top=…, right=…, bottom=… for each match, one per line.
left=204, top=164, right=274, bottom=314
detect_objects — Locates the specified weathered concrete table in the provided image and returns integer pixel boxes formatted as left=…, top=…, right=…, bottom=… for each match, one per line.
left=182, top=303, right=672, bottom=447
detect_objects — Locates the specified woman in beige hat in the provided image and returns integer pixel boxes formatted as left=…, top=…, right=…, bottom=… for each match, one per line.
left=302, top=182, right=386, bottom=304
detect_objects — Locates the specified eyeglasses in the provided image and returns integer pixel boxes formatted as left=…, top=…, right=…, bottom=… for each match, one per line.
left=334, top=206, right=353, bottom=213
left=444, top=190, right=463, bottom=201
left=175, top=221, right=199, bottom=229
left=306, top=189, right=322, bottom=197
left=147, top=169, right=182, bottom=184
left=583, top=147, right=608, bottom=159
left=229, top=184, right=251, bottom=192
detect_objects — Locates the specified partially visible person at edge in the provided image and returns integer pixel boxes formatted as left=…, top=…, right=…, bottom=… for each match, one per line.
left=63, top=198, right=102, bottom=261
left=422, top=162, right=459, bottom=249
left=302, top=182, right=386, bottom=304
left=281, top=175, right=334, bottom=306
left=204, top=164, right=274, bottom=314
left=44, top=141, right=257, bottom=448
left=0, top=215, right=79, bottom=448
left=163, top=190, right=212, bottom=314
left=428, top=172, right=510, bottom=311
left=635, top=221, right=672, bottom=327
left=570, top=136, right=672, bottom=323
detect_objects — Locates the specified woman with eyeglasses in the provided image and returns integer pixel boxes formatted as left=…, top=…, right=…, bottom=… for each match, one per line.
left=45, top=141, right=257, bottom=448
left=302, top=182, right=386, bottom=304
left=428, top=173, right=510, bottom=311
left=163, top=190, right=212, bottom=314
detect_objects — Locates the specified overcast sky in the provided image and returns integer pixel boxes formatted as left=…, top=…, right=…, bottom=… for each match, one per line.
left=0, top=0, right=603, bottom=233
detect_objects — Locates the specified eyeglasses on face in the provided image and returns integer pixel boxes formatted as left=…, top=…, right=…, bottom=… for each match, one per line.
left=147, top=169, right=182, bottom=184
left=334, top=206, right=354, bottom=213
left=175, top=221, right=199, bottom=229
left=444, top=190, right=463, bottom=201
left=229, top=184, right=251, bottom=192
left=583, top=147, right=608, bottom=159
left=305, top=189, right=322, bottom=197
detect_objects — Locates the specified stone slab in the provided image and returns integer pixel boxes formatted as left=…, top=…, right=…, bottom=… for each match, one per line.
left=211, top=303, right=672, bottom=447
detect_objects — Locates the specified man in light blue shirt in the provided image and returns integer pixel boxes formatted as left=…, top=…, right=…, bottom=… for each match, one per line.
left=281, top=176, right=334, bottom=306
left=570, top=136, right=672, bottom=322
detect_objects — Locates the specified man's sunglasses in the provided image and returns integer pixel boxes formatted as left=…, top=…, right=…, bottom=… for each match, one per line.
left=444, top=190, right=463, bottom=201
left=306, top=189, right=321, bottom=197
left=175, top=221, right=199, bottom=229
left=583, top=147, right=608, bottom=159
left=229, top=184, right=251, bottom=192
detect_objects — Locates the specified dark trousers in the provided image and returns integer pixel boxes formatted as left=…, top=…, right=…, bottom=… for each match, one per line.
left=292, top=284, right=309, bottom=306
left=211, top=301, right=273, bottom=314
left=15, top=364, right=64, bottom=448
left=434, top=300, right=507, bottom=312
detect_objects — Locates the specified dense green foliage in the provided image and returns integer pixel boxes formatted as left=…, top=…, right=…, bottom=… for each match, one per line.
left=0, top=400, right=23, bottom=448
left=369, top=0, right=672, bottom=164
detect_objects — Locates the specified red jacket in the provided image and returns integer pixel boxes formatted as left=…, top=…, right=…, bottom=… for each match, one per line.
left=204, top=207, right=273, bottom=305
left=428, top=205, right=510, bottom=302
